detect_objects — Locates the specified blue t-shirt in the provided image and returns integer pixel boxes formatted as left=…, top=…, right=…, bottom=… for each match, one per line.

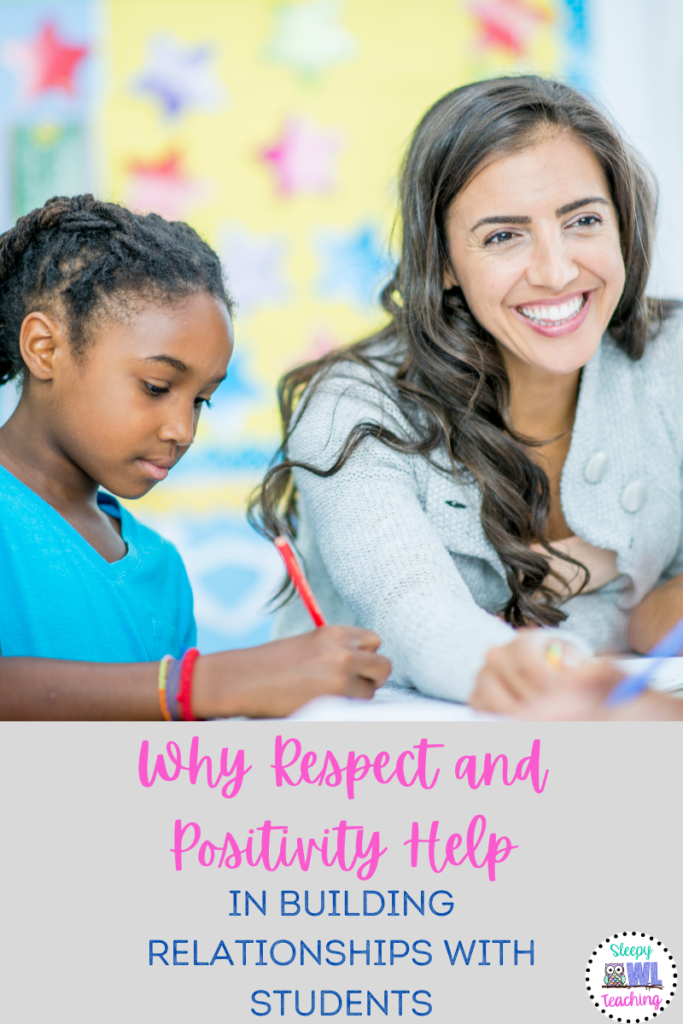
left=0, top=465, right=196, bottom=661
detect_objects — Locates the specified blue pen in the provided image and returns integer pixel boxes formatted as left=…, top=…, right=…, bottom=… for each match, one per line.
left=606, top=614, right=683, bottom=706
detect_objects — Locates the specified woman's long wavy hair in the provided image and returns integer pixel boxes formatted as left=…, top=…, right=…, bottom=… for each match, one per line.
left=249, top=76, right=676, bottom=626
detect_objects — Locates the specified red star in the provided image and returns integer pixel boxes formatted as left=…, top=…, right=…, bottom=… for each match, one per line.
left=469, top=0, right=552, bottom=57
left=127, top=151, right=207, bottom=220
left=129, top=152, right=185, bottom=180
left=19, top=21, right=88, bottom=97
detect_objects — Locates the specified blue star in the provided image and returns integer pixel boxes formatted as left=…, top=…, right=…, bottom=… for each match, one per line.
left=314, top=224, right=393, bottom=309
left=135, top=33, right=228, bottom=118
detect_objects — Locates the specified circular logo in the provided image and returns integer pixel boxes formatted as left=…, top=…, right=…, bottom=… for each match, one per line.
left=585, top=933, right=677, bottom=1021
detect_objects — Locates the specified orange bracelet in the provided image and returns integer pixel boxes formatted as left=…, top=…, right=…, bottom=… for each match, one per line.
left=158, top=655, right=173, bottom=722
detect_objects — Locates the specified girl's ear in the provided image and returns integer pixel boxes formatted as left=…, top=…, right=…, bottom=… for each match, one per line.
left=19, top=312, right=65, bottom=381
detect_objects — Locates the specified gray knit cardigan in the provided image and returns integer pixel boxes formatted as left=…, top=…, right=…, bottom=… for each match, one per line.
left=274, top=318, right=683, bottom=701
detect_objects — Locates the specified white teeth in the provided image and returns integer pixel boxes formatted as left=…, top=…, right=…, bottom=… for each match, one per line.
left=518, top=295, right=585, bottom=325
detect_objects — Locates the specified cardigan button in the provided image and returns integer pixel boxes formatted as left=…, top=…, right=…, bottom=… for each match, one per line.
left=621, top=480, right=646, bottom=513
left=584, top=452, right=608, bottom=483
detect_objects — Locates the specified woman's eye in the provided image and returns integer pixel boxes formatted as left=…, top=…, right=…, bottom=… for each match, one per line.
left=571, top=214, right=602, bottom=228
left=145, top=383, right=169, bottom=396
left=483, top=230, right=517, bottom=246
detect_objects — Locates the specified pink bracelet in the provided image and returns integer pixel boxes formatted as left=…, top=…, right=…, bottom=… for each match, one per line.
left=178, top=647, right=201, bottom=722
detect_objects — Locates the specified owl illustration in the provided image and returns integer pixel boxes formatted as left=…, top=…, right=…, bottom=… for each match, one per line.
left=604, top=963, right=627, bottom=986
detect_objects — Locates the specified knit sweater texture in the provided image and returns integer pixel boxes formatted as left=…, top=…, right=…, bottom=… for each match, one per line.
left=274, top=317, right=683, bottom=701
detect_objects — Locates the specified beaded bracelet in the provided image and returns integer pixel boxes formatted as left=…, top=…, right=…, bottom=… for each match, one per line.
left=178, top=647, right=201, bottom=722
left=166, top=655, right=184, bottom=722
left=157, top=654, right=173, bottom=721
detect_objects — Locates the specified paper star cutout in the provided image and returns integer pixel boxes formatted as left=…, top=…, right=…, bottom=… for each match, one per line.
left=0, top=21, right=88, bottom=98
left=127, top=152, right=207, bottom=221
left=468, top=0, right=552, bottom=56
left=260, top=116, right=345, bottom=197
left=135, top=33, right=228, bottom=117
left=265, top=0, right=359, bottom=79
left=314, top=224, right=392, bottom=309
left=221, top=226, right=289, bottom=316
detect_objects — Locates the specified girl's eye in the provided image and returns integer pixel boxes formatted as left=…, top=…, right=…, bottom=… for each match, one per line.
left=145, top=383, right=169, bottom=396
left=483, top=230, right=518, bottom=247
left=194, top=397, right=212, bottom=409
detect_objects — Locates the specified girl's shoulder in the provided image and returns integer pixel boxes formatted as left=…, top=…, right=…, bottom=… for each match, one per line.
left=109, top=497, right=188, bottom=575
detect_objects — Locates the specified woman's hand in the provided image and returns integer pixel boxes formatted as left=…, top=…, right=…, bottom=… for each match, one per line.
left=514, top=658, right=624, bottom=720
left=628, top=573, right=683, bottom=653
left=470, top=630, right=589, bottom=714
left=473, top=635, right=683, bottom=720
left=194, top=625, right=391, bottom=719
left=519, top=659, right=683, bottom=721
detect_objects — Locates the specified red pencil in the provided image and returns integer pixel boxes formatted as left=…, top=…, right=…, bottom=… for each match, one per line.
left=274, top=536, right=327, bottom=628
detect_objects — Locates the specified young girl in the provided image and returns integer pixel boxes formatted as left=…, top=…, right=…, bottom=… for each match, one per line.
left=0, top=195, right=390, bottom=720
left=250, top=76, right=683, bottom=714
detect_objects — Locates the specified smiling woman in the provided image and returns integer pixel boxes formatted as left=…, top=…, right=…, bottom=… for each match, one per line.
left=250, top=76, right=683, bottom=713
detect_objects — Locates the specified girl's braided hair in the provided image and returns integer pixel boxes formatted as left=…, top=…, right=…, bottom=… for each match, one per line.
left=0, top=194, right=233, bottom=385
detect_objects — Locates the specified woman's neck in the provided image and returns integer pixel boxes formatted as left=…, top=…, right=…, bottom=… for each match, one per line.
left=499, top=347, right=582, bottom=543
left=502, top=349, right=581, bottom=441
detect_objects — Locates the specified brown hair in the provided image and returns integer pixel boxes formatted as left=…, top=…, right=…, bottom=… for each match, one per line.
left=250, top=76, right=678, bottom=626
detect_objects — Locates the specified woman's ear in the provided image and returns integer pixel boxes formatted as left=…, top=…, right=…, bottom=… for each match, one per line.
left=444, top=263, right=458, bottom=290
left=19, top=312, right=65, bottom=381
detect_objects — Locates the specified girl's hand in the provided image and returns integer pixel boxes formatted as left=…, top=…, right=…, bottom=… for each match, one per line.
left=194, top=625, right=391, bottom=719
left=0, top=627, right=390, bottom=720
left=470, top=630, right=589, bottom=714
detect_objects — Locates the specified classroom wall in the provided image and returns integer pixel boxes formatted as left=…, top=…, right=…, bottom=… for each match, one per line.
left=589, top=0, right=683, bottom=299
left=3, top=0, right=657, bottom=654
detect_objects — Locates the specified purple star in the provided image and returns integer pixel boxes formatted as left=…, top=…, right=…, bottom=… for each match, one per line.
left=135, top=33, right=228, bottom=118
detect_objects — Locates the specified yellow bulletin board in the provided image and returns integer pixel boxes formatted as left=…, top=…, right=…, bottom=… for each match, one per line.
left=0, top=0, right=589, bottom=650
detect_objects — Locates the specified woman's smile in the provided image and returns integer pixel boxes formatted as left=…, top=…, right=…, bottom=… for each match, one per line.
left=511, top=288, right=594, bottom=337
